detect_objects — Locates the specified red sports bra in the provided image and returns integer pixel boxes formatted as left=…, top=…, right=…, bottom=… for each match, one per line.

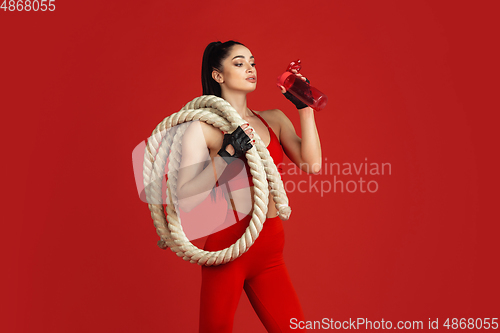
left=216, top=110, right=283, bottom=192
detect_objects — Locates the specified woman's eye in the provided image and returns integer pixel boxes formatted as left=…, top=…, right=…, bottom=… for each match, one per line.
left=234, top=63, right=256, bottom=67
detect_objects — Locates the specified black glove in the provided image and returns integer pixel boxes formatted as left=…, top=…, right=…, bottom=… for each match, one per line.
left=217, top=126, right=253, bottom=164
left=282, top=78, right=311, bottom=110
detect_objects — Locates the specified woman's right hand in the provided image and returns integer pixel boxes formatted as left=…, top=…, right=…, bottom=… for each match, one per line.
left=218, top=124, right=255, bottom=163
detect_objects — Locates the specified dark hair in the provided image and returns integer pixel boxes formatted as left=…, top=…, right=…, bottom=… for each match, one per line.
left=202, top=41, right=245, bottom=202
left=202, top=40, right=245, bottom=97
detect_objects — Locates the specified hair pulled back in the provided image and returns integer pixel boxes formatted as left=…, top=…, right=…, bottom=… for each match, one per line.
left=202, top=40, right=245, bottom=97
left=202, top=41, right=246, bottom=201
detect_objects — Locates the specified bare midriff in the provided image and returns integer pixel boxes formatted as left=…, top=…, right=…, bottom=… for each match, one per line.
left=224, top=186, right=279, bottom=219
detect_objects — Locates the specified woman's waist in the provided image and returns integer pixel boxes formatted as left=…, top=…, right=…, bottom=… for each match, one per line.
left=209, top=207, right=283, bottom=240
left=221, top=184, right=281, bottom=221
left=204, top=211, right=284, bottom=252
left=227, top=207, right=282, bottom=234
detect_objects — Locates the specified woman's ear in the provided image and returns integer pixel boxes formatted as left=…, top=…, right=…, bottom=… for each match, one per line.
left=212, top=69, right=224, bottom=84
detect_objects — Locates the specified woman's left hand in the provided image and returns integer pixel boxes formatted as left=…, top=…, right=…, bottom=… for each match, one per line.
left=277, top=69, right=309, bottom=93
left=278, top=69, right=310, bottom=110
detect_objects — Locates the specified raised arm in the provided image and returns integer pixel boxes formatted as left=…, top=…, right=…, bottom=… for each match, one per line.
left=277, top=69, right=322, bottom=174
left=176, top=121, right=254, bottom=212
left=278, top=107, right=322, bottom=174
left=176, top=121, right=228, bottom=212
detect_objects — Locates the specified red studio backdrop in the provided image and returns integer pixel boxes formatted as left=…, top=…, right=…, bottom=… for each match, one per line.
left=2, top=1, right=499, bottom=332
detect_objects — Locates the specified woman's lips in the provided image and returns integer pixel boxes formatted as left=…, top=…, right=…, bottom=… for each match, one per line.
left=246, top=76, right=256, bottom=82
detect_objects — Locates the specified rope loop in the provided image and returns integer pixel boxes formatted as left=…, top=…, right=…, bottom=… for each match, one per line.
left=143, top=95, right=291, bottom=266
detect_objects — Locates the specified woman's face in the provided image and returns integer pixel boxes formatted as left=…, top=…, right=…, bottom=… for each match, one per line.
left=214, top=45, right=257, bottom=94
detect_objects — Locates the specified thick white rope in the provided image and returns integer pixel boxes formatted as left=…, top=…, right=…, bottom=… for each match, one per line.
left=143, top=95, right=291, bottom=266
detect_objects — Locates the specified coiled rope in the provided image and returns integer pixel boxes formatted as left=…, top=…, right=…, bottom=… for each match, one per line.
left=143, top=95, right=291, bottom=266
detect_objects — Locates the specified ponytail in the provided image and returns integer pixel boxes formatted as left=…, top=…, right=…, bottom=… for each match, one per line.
left=201, top=40, right=245, bottom=97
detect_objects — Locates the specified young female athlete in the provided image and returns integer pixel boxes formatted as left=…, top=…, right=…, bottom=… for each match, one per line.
left=176, top=40, right=322, bottom=332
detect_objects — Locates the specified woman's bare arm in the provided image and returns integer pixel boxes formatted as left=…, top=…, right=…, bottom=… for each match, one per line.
left=278, top=107, right=322, bottom=174
left=176, top=121, right=228, bottom=212
left=176, top=121, right=254, bottom=212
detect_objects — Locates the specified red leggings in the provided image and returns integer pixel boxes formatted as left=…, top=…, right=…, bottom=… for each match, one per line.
left=199, top=209, right=305, bottom=332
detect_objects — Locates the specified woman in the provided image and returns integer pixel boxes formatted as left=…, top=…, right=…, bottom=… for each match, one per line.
left=177, top=40, right=322, bottom=332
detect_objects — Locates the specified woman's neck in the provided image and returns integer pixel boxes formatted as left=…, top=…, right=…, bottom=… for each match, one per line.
left=221, top=92, right=254, bottom=120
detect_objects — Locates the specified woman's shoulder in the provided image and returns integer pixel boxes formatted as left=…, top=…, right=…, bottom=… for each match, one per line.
left=188, top=120, right=223, bottom=150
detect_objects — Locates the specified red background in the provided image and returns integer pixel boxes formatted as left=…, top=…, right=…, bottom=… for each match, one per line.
left=2, top=1, right=499, bottom=332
